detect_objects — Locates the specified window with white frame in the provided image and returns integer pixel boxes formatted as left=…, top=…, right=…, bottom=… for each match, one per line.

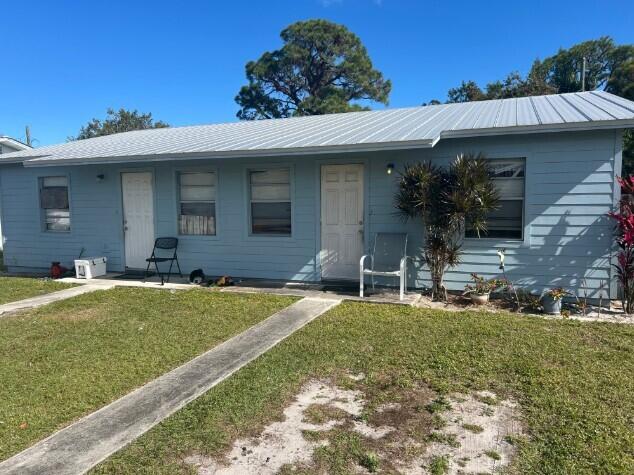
left=249, top=168, right=291, bottom=235
left=178, top=172, right=216, bottom=235
left=40, top=176, right=70, bottom=232
left=466, top=159, right=525, bottom=240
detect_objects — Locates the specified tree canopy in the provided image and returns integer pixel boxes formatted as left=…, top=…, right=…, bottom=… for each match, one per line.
left=443, top=37, right=633, bottom=103
left=69, top=108, right=169, bottom=141
left=235, top=19, right=391, bottom=120
left=436, top=37, right=634, bottom=174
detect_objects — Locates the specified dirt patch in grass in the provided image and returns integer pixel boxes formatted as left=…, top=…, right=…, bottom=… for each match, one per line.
left=184, top=377, right=523, bottom=474
left=184, top=379, right=371, bottom=474
left=400, top=391, right=524, bottom=474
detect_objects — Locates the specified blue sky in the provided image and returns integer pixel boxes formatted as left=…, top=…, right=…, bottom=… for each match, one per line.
left=1, top=0, right=632, bottom=146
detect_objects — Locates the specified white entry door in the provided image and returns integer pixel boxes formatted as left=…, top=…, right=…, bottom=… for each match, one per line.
left=320, top=164, right=364, bottom=280
left=121, top=172, right=155, bottom=269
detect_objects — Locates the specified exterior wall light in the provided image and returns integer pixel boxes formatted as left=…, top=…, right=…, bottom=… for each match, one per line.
left=96, top=174, right=105, bottom=182
left=386, top=163, right=395, bottom=175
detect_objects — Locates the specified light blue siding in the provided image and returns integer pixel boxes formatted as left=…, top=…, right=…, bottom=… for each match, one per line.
left=0, top=129, right=621, bottom=299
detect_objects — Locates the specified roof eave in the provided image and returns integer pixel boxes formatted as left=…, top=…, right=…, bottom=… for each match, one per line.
left=20, top=139, right=436, bottom=167
left=0, top=137, right=32, bottom=151
left=441, top=118, right=634, bottom=140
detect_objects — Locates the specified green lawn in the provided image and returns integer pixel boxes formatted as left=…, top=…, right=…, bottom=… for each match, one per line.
left=92, top=302, right=634, bottom=474
left=0, top=276, right=75, bottom=305
left=0, top=287, right=296, bottom=461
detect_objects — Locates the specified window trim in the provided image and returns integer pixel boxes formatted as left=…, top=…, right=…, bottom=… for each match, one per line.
left=464, top=157, right=526, bottom=243
left=39, top=174, right=72, bottom=233
left=247, top=166, right=293, bottom=238
left=177, top=170, right=217, bottom=237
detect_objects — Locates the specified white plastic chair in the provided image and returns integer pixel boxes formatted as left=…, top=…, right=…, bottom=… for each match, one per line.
left=360, top=232, right=408, bottom=300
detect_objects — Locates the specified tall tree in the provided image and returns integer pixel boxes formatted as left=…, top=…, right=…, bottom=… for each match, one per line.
left=69, top=108, right=169, bottom=141
left=235, top=19, right=391, bottom=120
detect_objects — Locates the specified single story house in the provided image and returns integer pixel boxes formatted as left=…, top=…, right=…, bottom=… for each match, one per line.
left=0, top=91, right=633, bottom=299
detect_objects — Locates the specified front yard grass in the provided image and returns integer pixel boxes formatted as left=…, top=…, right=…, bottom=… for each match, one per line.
left=93, top=302, right=634, bottom=474
left=0, top=276, right=75, bottom=305
left=0, top=287, right=296, bottom=461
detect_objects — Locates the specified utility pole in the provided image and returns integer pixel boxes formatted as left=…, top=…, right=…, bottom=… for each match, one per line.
left=25, top=126, right=32, bottom=147
left=581, top=57, right=587, bottom=92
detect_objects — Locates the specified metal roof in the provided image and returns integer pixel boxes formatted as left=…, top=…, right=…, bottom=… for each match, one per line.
left=0, top=136, right=31, bottom=152
left=2, top=91, right=633, bottom=167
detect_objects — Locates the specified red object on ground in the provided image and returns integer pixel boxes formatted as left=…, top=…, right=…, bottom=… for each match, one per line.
left=50, top=262, right=67, bottom=279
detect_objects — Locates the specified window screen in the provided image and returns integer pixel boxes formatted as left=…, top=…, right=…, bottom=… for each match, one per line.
left=249, top=169, right=291, bottom=235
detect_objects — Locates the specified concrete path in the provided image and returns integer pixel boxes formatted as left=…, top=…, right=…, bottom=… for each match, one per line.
left=0, top=296, right=341, bottom=475
left=0, top=283, right=115, bottom=317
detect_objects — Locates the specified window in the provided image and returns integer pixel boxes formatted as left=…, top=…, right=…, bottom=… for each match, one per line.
left=40, top=176, right=70, bottom=232
left=466, top=159, right=525, bottom=240
left=178, top=172, right=216, bottom=235
left=249, top=169, right=291, bottom=235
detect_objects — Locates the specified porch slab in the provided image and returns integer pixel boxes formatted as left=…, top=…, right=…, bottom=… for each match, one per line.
left=221, top=280, right=421, bottom=305
left=0, top=296, right=341, bottom=475
left=58, top=274, right=420, bottom=305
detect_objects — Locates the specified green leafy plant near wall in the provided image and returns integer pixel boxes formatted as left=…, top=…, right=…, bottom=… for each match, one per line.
left=394, top=153, right=499, bottom=301
left=609, top=176, right=634, bottom=313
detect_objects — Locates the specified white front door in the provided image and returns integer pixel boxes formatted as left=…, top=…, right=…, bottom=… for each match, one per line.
left=121, top=172, right=155, bottom=269
left=320, top=164, right=364, bottom=280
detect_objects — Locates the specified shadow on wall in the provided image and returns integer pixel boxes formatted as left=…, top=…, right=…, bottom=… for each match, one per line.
left=403, top=157, right=615, bottom=300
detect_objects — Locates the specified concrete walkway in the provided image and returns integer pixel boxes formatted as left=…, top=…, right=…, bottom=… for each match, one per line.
left=0, top=283, right=115, bottom=317
left=0, top=296, right=341, bottom=475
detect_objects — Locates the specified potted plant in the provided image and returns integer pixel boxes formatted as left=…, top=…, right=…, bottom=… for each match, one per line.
left=463, top=273, right=505, bottom=305
left=542, top=287, right=570, bottom=315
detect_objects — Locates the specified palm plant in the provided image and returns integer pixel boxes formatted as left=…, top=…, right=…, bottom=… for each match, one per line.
left=394, top=153, right=499, bottom=300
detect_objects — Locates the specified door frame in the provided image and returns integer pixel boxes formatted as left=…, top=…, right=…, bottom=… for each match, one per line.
left=317, top=161, right=368, bottom=281
left=120, top=170, right=157, bottom=270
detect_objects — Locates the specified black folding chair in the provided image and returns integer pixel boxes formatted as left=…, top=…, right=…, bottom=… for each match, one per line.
left=144, top=237, right=182, bottom=284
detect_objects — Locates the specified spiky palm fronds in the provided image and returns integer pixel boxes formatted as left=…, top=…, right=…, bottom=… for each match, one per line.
left=393, top=153, right=500, bottom=300
left=447, top=153, right=500, bottom=237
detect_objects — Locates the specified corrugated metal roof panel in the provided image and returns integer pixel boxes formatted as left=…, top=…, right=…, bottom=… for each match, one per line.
left=496, top=99, right=517, bottom=128
left=516, top=97, right=539, bottom=126
left=2, top=91, right=633, bottom=166
left=563, top=94, right=615, bottom=121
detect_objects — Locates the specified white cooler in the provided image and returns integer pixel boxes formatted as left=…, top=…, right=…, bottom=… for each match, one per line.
left=75, top=257, right=107, bottom=279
